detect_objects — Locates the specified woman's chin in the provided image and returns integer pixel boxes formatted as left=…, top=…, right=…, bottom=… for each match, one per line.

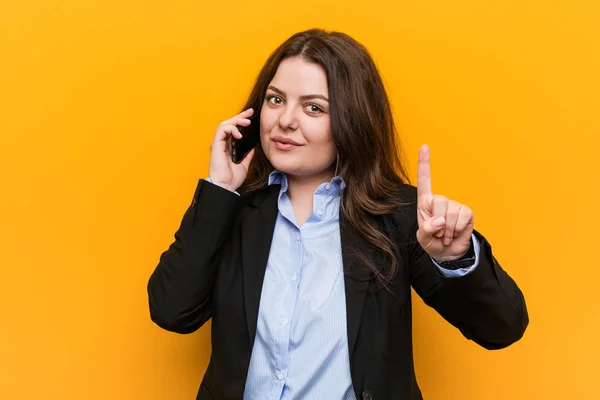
left=271, top=162, right=330, bottom=180
left=269, top=156, right=302, bottom=175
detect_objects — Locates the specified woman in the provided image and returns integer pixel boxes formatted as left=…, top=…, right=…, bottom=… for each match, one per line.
left=147, top=29, right=528, bottom=400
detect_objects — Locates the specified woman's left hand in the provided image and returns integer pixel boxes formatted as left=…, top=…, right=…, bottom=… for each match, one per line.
left=416, top=145, right=474, bottom=262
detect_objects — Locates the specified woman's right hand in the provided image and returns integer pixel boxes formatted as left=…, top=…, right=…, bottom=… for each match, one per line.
left=208, top=108, right=256, bottom=192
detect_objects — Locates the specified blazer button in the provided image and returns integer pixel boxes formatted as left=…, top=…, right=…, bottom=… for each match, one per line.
left=362, top=389, right=373, bottom=400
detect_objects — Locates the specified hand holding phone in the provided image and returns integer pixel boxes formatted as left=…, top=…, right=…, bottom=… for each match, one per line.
left=231, top=117, right=260, bottom=164
left=207, top=108, right=256, bottom=192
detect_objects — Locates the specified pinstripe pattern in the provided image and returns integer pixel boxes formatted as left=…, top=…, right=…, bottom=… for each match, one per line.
left=243, top=171, right=356, bottom=400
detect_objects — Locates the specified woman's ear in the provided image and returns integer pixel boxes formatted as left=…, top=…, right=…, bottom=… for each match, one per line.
left=333, top=152, right=340, bottom=176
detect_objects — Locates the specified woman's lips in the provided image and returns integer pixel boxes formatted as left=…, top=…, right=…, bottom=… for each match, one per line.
left=273, top=141, right=300, bottom=151
left=272, top=136, right=302, bottom=151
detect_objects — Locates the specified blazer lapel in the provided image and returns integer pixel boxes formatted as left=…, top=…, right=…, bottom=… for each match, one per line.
left=340, top=213, right=368, bottom=359
left=241, top=185, right=280, bottom=346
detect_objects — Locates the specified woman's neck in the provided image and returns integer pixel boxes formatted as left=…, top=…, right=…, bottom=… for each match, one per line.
left=285, top=170, right=334, bottom=226
left=285, top=170, right=334, bottom=202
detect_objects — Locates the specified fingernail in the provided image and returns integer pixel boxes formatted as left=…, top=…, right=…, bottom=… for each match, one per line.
left=443, top=237, right=451, bottom=245
left=433, top=217, right=445, bottom=228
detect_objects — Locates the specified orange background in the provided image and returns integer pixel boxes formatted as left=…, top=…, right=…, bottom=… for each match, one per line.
left=1, top=0, right=599, bottom=399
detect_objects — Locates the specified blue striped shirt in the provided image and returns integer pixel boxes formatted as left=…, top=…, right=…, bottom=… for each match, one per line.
left=243, top=171, right=356, bottom=399
left=234, top=171, right=480, bottom=399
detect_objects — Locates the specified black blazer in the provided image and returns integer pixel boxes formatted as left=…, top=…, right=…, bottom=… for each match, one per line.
left=147, top=179, right=528, bottom=400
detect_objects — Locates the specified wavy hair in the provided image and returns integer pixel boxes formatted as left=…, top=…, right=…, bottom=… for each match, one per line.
left=238, top=29, right=411, bottom=290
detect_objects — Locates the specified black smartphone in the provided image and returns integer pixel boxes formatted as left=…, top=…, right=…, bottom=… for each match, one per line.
left=231, top=119, right=259, bottom=164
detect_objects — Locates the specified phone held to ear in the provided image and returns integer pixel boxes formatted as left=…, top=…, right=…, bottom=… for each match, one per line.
left=231, top=121, right=259, bottom=164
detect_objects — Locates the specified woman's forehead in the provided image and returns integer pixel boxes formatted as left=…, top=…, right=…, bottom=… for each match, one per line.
left=269, top=58, right=328, bottom=96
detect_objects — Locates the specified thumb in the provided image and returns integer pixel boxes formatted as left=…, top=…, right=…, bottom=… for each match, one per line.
left=416, top=216, right=445, bottom=244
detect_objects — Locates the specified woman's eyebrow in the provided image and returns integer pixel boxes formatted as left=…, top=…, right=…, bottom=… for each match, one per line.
left=267, top=85, right=329, bottom=103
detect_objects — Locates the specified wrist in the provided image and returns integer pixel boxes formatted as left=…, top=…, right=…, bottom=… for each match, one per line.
left=435, top=240, right=476, bottom=269
left=206, top=178, right=236, bottom=193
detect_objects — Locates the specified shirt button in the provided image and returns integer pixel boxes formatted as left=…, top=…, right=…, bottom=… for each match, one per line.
left=282, top=318, right=288, bottom=326
left=325, top=184, right=331, bottom=190
left=276, top=371, right=284, bottom=381
left=296, top=235, right=300, bottom=241
left=318, top=210, right=323, bottom=216
left=291, top=273, right=298, bottom=281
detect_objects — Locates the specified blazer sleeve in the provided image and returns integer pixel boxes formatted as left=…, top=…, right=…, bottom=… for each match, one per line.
left=404, top=206, right=529, bottom=350
left=147, top=179, right=242, bottom=334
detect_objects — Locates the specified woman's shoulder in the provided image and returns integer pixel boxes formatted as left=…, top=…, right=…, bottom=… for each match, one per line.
left=238, top=183, right=280, bottom=207
left=387, top=182, right=419, bottom=226
left=394, top=182, right=418, bottom=209
left=395, top=182, right=418, bottom=201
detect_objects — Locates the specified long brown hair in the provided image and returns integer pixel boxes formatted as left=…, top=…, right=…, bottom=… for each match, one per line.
left=239, top=29, right=411, bottom=290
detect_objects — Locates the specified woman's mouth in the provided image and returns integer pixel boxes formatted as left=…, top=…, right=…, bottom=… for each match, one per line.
left=272, top=136, right=302, bottom=151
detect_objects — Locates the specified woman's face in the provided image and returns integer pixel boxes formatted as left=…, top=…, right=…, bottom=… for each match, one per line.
left=259, top=57, right=336, bottom=180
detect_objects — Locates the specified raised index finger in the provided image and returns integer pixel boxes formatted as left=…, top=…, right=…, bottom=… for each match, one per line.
left=417, top=144, right=432, bottom=202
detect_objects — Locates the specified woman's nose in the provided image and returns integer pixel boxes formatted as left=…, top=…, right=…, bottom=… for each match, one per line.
left=278, top=106, right=299, bottom=131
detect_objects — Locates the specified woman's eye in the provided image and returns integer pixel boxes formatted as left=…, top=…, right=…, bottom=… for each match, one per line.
left=305, top=103, right=324, bottom=114
left=267, top=95, right=283, bottom=104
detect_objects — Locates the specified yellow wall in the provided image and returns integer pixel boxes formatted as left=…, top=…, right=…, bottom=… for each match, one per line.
left=1, top=0, right=598, bottom=398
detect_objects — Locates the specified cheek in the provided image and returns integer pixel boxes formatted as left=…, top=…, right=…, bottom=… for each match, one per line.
left=307, top=119, right=335, bottom=150
left=259, top=109, right=276, bottom=151
left=259, top=108, right=277, bottom=135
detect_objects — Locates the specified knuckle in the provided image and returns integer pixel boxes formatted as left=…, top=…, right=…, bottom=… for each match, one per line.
left=421, top=223, right=433, bottom=234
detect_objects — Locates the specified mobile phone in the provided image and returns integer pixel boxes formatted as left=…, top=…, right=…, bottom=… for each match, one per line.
left=231, top=120, right=259, bottom=164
